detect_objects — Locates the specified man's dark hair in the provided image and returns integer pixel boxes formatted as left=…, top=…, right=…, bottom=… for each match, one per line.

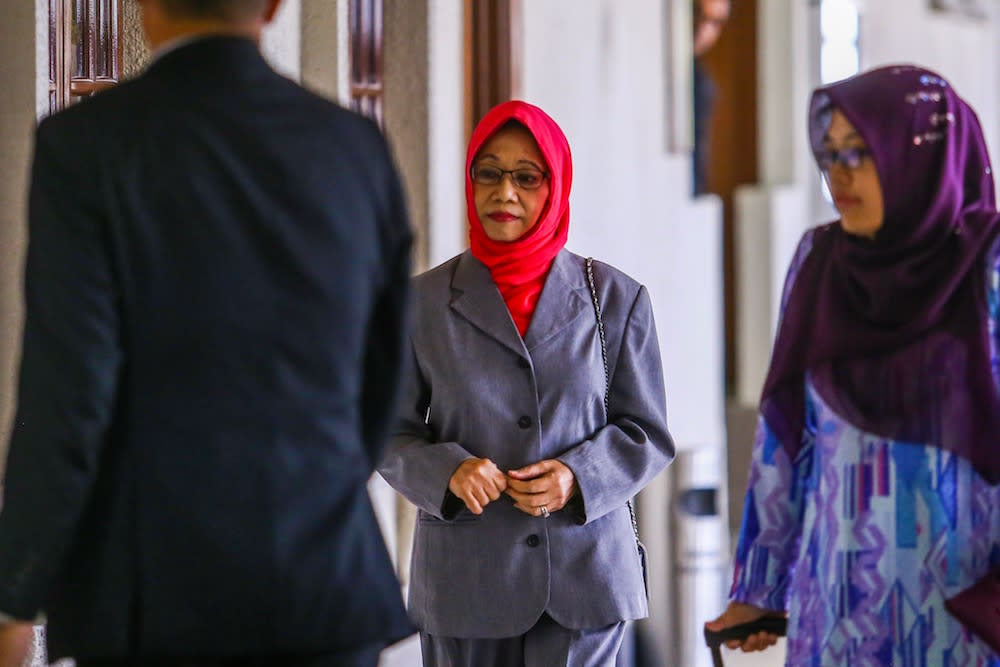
left=160, top=0, right=271, bottom=22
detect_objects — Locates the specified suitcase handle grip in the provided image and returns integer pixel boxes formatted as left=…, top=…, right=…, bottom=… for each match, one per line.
left=703, top=615, right=788, bottom=649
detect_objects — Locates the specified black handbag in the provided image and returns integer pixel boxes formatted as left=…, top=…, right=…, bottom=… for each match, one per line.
left=584, top=257, right=648, bottom=599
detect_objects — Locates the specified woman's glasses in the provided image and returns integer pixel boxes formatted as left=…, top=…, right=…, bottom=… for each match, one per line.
left=816, top=147, right=872, bottom=171
left=471, top=164, right=549, bottom=191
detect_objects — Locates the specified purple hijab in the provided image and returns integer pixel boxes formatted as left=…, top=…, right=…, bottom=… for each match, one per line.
left=760, top=65, right=1000, bottom=481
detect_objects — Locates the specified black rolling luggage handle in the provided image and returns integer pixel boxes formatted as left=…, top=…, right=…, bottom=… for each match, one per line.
left=703, top=616, right=788, bottom=667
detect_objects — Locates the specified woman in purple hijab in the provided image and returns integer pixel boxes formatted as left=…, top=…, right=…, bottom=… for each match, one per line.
left=706, top=65, right=1000, bottom=665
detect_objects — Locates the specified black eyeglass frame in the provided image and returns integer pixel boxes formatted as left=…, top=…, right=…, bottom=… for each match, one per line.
left=470, top=164, right=550, bottom=191
left=816, top=146, right=873, bottom=171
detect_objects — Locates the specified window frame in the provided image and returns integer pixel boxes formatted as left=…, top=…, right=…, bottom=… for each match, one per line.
left=349, top=0, right=385, bottom=127
left=49, top=0, right=123, bottom=114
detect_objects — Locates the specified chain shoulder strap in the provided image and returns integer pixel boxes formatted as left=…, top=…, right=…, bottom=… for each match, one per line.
left=585, top=257, right=641, bottom=544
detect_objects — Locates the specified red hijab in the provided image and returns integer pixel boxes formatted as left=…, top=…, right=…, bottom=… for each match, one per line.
left=466, top=101, right=572, bottom=336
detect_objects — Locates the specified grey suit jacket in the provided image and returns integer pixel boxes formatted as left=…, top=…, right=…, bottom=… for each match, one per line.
left=378, top=249, right=674, bottom=637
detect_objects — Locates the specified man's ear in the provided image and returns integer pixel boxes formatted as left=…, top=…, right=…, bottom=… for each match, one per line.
left=263, top=0, right=283, bottom=23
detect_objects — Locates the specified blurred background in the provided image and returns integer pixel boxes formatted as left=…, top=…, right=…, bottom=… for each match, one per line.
left=0, top=0, right=997, bottom=665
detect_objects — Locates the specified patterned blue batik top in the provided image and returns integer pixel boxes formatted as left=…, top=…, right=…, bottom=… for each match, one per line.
left=731, top=231, right=1000, bottom=667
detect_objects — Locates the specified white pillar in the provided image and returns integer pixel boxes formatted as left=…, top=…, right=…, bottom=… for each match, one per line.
left=261, top=0, right=302, bottom=81
left=425, top=0, right=466, bottom=267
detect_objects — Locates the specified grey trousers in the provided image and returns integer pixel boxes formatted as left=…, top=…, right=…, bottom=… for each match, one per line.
left=420, top=613, right=628, bottom=667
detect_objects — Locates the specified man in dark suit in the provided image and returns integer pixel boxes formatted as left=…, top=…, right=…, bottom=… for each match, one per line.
left=0, top=1, right=413, bottom=665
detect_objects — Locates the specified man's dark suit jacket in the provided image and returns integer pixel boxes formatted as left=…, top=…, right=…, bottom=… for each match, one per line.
left=0, top=37, right=413, bottom=660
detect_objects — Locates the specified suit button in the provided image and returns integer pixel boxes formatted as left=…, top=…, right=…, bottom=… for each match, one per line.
left=526, top=534, right=540, bottom=547
left=518, top=416, right=532, bottom=429
left=517, top=358, right=530, bottom=370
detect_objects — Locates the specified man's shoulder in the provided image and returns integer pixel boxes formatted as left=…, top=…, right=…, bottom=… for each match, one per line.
left=292, top=85, right=384, bottom=140
left=37, top=75, right=146, bottom=139
left=38, top=66, right=383, bottom=160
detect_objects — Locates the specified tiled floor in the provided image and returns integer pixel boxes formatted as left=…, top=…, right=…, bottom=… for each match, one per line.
left=379, top=634, right=421, bottom=666
left=715, top=638, right=786, bottom=667
left=27, top=628, right=783, bottom=666
left=376, top=633, right=786, bottom=667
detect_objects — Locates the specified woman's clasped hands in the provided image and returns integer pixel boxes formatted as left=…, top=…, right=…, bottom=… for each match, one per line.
left=448, top=458, right=579, bottom=517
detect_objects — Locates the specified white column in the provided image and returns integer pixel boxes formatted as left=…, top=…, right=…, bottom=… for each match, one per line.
left=734, top=0, right=815, bottom=407
left=300, top=0, right=349, bottom=104
left=426, top=0, right=466, bottom=267
left=261, top=0, right=302, bottom=81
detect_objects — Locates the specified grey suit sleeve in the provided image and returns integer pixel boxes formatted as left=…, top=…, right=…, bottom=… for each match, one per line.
left=0, top=121, right=123, bottom=618
left=377, top=342, right=474, bottom=520
left=557, top=285, right=674, bottom=524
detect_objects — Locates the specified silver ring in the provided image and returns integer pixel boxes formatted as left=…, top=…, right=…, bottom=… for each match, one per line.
left=539, top=505, right=550, bottom=518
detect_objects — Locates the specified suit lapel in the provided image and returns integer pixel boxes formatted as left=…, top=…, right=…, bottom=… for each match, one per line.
left=523, top=250, right=590, bottom=352
left=449, top=252, right=529, bottom=358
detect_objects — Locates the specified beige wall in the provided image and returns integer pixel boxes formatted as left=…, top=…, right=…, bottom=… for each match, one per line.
left=0, top=2, right=40, bottom=462
left=384, top=0, right=430, bottom=273
left=301, top=0, right=349, bottom=104
left=123, top=0, right=150, bottom=78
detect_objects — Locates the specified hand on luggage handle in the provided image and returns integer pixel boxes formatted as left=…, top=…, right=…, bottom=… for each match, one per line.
left=703, top=615, right=788, bottom=667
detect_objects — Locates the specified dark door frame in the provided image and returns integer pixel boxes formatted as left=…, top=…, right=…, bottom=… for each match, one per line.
left=464, top=0, right=521, bottom=141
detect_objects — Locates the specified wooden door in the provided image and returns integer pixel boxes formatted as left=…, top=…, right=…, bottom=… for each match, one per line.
left=464, top=0, right=521, bottom=141
left=349, top=0, right=385, bottom=127
left=699, top=0, right=758, bottom=395
left=49, top=0, right=122, bottom=114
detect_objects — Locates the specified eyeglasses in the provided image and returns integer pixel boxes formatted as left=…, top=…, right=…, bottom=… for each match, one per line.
left=470, top=164, right=549, bottom=191
left=816, top=147, right=872, bottom=171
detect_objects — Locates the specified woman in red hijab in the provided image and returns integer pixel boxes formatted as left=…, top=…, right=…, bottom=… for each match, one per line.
left=378, top=101, right=675, bottom=666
